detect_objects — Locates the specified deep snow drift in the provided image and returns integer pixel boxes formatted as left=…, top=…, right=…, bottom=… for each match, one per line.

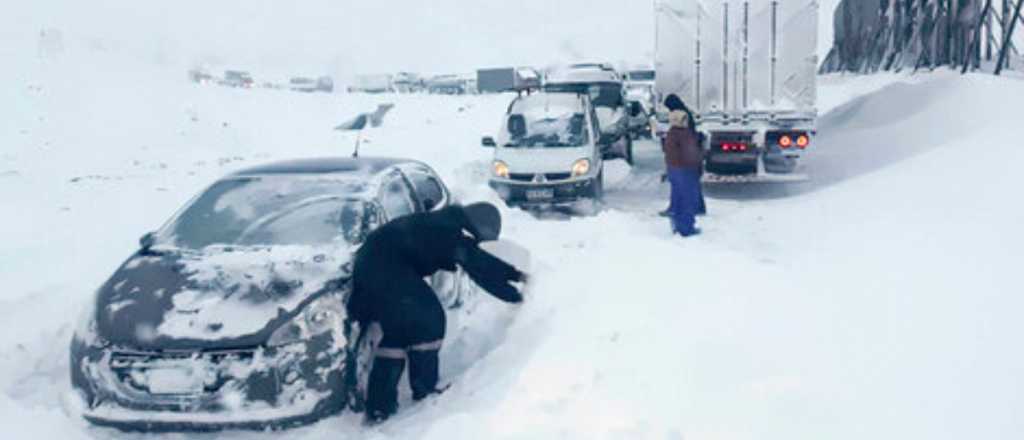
left=2, top=48, right=1023, bottom=439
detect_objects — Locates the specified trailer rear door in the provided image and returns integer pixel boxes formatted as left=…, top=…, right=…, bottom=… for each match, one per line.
left=655, top=0, right=818, bottom=115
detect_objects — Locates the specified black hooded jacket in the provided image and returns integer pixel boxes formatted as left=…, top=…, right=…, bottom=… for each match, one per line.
left=347, top=206, right=523, bottom=324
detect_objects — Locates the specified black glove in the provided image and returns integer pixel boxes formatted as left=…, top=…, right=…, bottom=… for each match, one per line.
left=456, top=240, right=524, bottom=304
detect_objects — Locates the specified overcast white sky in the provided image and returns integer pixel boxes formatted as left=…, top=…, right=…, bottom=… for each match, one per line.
left=8, top=0, right=840, bottom=77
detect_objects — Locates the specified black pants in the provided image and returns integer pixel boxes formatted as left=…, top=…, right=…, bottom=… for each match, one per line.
left=365, top=279, right=446, bottom=419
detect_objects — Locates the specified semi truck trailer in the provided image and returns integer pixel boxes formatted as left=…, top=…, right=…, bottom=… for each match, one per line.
left=655, top=0, right=819, bottom=182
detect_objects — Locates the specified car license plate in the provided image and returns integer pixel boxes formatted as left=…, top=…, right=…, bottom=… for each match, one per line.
left=147, top=367, right=204, bottom=395
left=525, top=189, right=554, bottom=200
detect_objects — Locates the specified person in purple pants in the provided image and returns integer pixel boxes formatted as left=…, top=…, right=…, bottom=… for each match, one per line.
left=661, top=95, right=703, bottom=236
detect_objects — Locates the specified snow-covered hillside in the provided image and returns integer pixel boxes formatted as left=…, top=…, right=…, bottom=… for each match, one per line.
left=3, top=46, right=1023, bottom=440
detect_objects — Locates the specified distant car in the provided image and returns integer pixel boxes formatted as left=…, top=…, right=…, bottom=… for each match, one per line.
left=484, top=92, right=605, bottom=206
left=393, top=72, right=422, bottom=93
left=289, top=77, right=318, bottom=93
left=625, top=99, right=651, bottom=139
left=544, top=65, right=634, bottom=165
left=426, top=75, right=467, bottom=95
left=315, top=76, right=334, bottom=93
left=351, top=74, right=395, bottom=94
left=222, top=70, right=254, bottom=88
left=70, top=157, right=466, bottom=431
left=288, top=77, right=333, bottom=93
left=476, top=67, right=541, bottom=93
left=188, top=69, right=214, bottom=85
left=624, top=69, right=656, bottom=133
left=624, top=69, right=655, bottom=83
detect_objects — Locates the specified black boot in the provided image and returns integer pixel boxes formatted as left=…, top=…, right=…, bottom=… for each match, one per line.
left=364, top=355, right=405, bottom=425
left=407, top=349, right=441, bottom=401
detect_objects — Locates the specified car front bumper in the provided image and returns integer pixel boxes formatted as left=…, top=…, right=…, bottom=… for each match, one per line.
left=69, top=331, right=354, bottom=431
left=489, top=177, right=597, bottom=205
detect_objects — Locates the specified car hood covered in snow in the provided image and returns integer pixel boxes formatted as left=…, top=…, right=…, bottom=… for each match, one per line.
left=92, top=245, right=352, bottom=350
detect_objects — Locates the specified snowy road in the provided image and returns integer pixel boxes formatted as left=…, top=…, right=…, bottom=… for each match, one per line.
left=2, top=49, right=1023, bottom=439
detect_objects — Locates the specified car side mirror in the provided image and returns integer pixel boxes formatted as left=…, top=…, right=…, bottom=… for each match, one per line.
left=629, top=102, right=643, bottom=117
left=139, top=231, right=157, bottom=251
left=481, top=136, right=496, bottom=147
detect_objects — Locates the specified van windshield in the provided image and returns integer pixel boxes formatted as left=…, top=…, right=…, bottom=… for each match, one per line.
left=505, top=112, right=588, bottom=148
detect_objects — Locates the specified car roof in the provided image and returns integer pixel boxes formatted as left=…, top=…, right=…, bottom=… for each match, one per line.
left=229, top=156, right=427, bottom=178
left=546, top=66, right=622, bottom=84
left=510, top=92, right=586, bottom=114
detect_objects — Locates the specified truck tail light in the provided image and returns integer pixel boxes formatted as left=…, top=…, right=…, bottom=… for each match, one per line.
left=796, top=135, right=810, bottom=149
left=778, top=135, right=793, bottom=149
left=720, top=143, right=748, bottom=152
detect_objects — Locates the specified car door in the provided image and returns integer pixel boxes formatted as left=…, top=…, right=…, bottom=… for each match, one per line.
left=396, top=165, right=467, bottom=308
left=377, top=171, right=417, bottom=220
left=401, top=165, right=450, bottom=212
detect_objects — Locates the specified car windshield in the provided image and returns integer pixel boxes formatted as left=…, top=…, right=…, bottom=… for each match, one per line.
left=505, top=111, right=588, bottom=148
left=156, top=177, right=380, bottom=250
left=628, top=70, right=655, bottom=81
left=546, top=82, right=623, bottom=108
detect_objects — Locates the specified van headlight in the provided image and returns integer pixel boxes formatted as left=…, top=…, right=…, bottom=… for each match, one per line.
left=571, top=159, right=591, bottom=177
left=268, top=294, right=345, bottom=347
left=493, top=161, right=510, bottom=179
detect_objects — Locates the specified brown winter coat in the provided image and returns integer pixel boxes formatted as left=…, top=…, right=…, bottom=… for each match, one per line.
left=662, top=111, right=702, bottom=170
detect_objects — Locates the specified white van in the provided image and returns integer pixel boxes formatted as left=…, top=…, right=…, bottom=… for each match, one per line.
left=483, top=92, right=604, bottom=206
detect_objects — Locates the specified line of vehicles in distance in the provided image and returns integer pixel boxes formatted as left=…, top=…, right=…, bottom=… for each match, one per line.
left=188, top=68, right=335, bottom=93
left=483, top=0, right=821, bottom=208
left=348, top=65, right=656, bottom=99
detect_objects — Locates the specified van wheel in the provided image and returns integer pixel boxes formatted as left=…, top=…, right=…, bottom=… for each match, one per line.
left=591, top=171, right=605, bottom=201
left=624, top=137, right=634, bottom=166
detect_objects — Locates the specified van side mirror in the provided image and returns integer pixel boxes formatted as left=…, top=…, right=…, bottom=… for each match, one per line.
left=139, top=231, right=157, bottom=251
left=629, top=101, right=643, bottom=117
left=598, top=133, right=618, bottom=145
left=481, top=136, right=496, bottom=147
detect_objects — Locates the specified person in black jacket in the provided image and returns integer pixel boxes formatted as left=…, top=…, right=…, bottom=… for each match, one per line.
left=347, top=202, right=525, bottom=424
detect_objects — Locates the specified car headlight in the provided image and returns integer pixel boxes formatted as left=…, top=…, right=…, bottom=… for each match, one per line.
left=571, top=158, right=591, bottom=177
left=493, top=160, right=510, bottom=179
left=267, top=294, right=345, bottom=347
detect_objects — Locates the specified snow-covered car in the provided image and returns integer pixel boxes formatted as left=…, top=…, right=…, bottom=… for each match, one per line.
left=69, top=157, right=463, bottom=431
left=544, top=65, right=634, bottom=165
left=484, top=92, right=605, bottom=206
left=221, top=70, right=254, bottom=88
